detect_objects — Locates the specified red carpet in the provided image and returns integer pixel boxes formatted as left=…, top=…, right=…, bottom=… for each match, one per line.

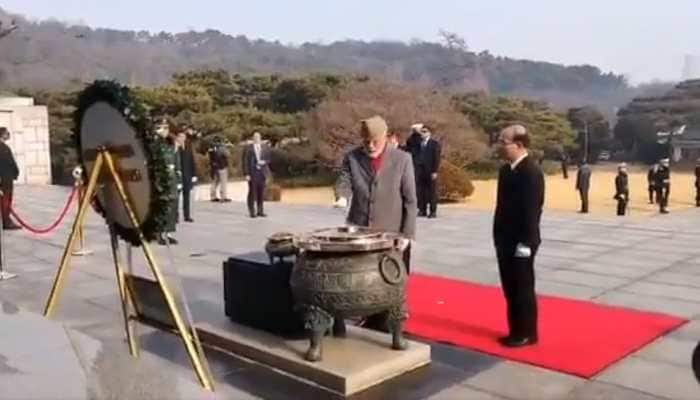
left=405, top=274, right=687, bottom=378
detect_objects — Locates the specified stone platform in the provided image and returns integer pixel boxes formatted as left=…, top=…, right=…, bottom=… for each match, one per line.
left=197, top=319, right=431, bottom=396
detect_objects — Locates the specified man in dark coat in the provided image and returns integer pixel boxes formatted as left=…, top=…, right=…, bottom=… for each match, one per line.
left=614, top=163, right=629, bottom=216
left=408, top=125, right=441, bottom=218
left=575, top=161, right=591, bottom=213
left=242, top=131, right=271, bottom=218
left=208, top=137, right=231, bottom=202
left=0, top=127, right=21, bottom=230
left=695, top=159, right=700, bottom=207
left=655, top=158, right=670, bottom=214
left=493, top=124, right=544, bottom=348
left=647, top=163, right=658, bottom=204
left=176, top=129, right=197, bottom=222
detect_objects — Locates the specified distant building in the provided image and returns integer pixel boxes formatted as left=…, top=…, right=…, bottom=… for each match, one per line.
left=682, top=54, right=700, bottom=80
left=669, top=125, right=700, bottom=161
left=0, top=97, right=52, bottom=184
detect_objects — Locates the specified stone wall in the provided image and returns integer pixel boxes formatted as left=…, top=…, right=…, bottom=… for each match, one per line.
left=0, top=97, right=52, bottom=185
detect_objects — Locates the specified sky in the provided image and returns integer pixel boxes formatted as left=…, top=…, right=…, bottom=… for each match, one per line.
left=3, top=0, right=699, bottom=84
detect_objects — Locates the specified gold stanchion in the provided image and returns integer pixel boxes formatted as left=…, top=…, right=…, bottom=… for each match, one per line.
left=43, top=150, right=214, bottom=391
left=71, top=166, right=93, bottom=257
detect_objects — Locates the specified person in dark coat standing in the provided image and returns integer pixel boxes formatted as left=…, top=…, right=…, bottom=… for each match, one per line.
left=695, top=159, right=700, bottom=207
left=655, top=158, right=670, bottom=214
left=647, top=163, right=658, bottom=204
left=242, top=131, right=271, bottom=218
left=208, top=137, right=231, bottom=202
left=176, top=129, right=197, bottom=222
left=0, top=127, right=21, bottom=230
left=614, top=163, right=629, bottom=216
left=408, top=125, right=441, bottom=218
left=493, top=124, right=544, bottom=348
left=575, top=161, right=591, bottom=213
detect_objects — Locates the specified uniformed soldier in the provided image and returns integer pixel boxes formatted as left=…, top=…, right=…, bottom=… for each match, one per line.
left=614, top=163, right=629, bottom=216
left=655, top=158, right=670, bottom=214
left=155, top=120, right=181, bottom=245
left=694, top=159, right=700, bottom=207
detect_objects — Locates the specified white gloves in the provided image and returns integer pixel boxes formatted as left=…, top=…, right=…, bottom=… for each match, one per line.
left=192, top=176, right=198, bottom=183
left=333, top=197, right=348, bottom=208
left=515, top=243, right=531, bottom=258
left=396, top=238, right=411, bottom=251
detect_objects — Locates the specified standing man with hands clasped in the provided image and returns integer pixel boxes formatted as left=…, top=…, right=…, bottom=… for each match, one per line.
left=493, top=124, right=545, bottom=348
left=242, top=131, right=271, bottom=218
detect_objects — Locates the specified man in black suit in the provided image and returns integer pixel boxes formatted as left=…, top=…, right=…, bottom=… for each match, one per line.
left=176, top=129, right=197, bottom=222
left=493, top=124, right=544, bottom=348
left=408, top=125, right=441, bottom=218
left=242, top=131, right=271, bottom=218
left=575, top=160, right=591, bottom=213
left=0, top=127, right=21, bottom=230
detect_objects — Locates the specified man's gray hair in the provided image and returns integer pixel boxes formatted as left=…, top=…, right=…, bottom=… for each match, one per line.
left=501, top=124, right=530, bottom=147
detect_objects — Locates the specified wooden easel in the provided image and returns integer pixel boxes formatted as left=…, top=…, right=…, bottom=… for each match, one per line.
left=43, top=147, right=214, bottom=391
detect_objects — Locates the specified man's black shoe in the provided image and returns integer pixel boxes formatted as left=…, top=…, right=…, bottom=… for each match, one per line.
left=249, top=213, right=257, bottom=218
left=184, top=218, right=194, bottom=222
left=498, top=336, right=537, bottom=348
left=428, top=214, right=437, bottom=219
left=257, top=212, right=267, bottom=218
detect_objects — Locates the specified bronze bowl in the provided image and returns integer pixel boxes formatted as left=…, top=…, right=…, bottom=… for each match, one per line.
left=289, top=226, right=408, bottom=361
left=264, top=232, right=297, bottom=263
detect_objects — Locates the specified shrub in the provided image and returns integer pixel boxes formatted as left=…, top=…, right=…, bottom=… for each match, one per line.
left=264, top=183, right=282, bottom=201
left=437, top=161, right=475, bottom=202
left=465, top=158, right=501, bottom=180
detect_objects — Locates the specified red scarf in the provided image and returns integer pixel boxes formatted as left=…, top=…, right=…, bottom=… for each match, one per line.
left=370, top=148, right=386, bottom=175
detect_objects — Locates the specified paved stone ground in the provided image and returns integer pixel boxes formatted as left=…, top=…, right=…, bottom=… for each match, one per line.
left=1, top=185, right=700, bottom=399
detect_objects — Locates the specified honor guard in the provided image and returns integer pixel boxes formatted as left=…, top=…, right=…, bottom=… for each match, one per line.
left=614, top=163, right=629, bottom=216
left=655, top=158, right=670, bottom=214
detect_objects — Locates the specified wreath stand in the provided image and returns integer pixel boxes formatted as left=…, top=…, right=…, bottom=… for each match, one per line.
left=42, top=147, right=214, bottom=391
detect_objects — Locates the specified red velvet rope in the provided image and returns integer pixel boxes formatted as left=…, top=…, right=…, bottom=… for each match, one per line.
left=9, top=186, right=78, bottom=234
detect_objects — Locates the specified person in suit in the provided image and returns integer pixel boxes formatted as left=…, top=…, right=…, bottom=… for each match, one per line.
left=493, top=124, right=544, bottom=348
left=614, top=163, right=629, bottom=216
left=575, top=160, right=591, bottom=213
left=695, top=159, right=700, bottom=207
left=655, top=158, right=670, bottom=214
left=176, top=128, right=197, bottom=222
left=334, top=115, right=416, bottom=336
left=242, top=131, right=271, bottom=218
left=0, top=127, right=21, bottom=230
left=408, top=125, right=441, bottom=218
left=647, top=163, right=658, bottom=204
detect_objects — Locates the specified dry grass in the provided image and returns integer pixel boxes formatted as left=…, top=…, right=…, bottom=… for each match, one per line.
left=280, top=163, right=700, bottom=218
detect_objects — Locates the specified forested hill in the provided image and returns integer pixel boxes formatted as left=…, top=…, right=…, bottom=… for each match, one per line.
left=0, top=7, right=658, bottom=112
